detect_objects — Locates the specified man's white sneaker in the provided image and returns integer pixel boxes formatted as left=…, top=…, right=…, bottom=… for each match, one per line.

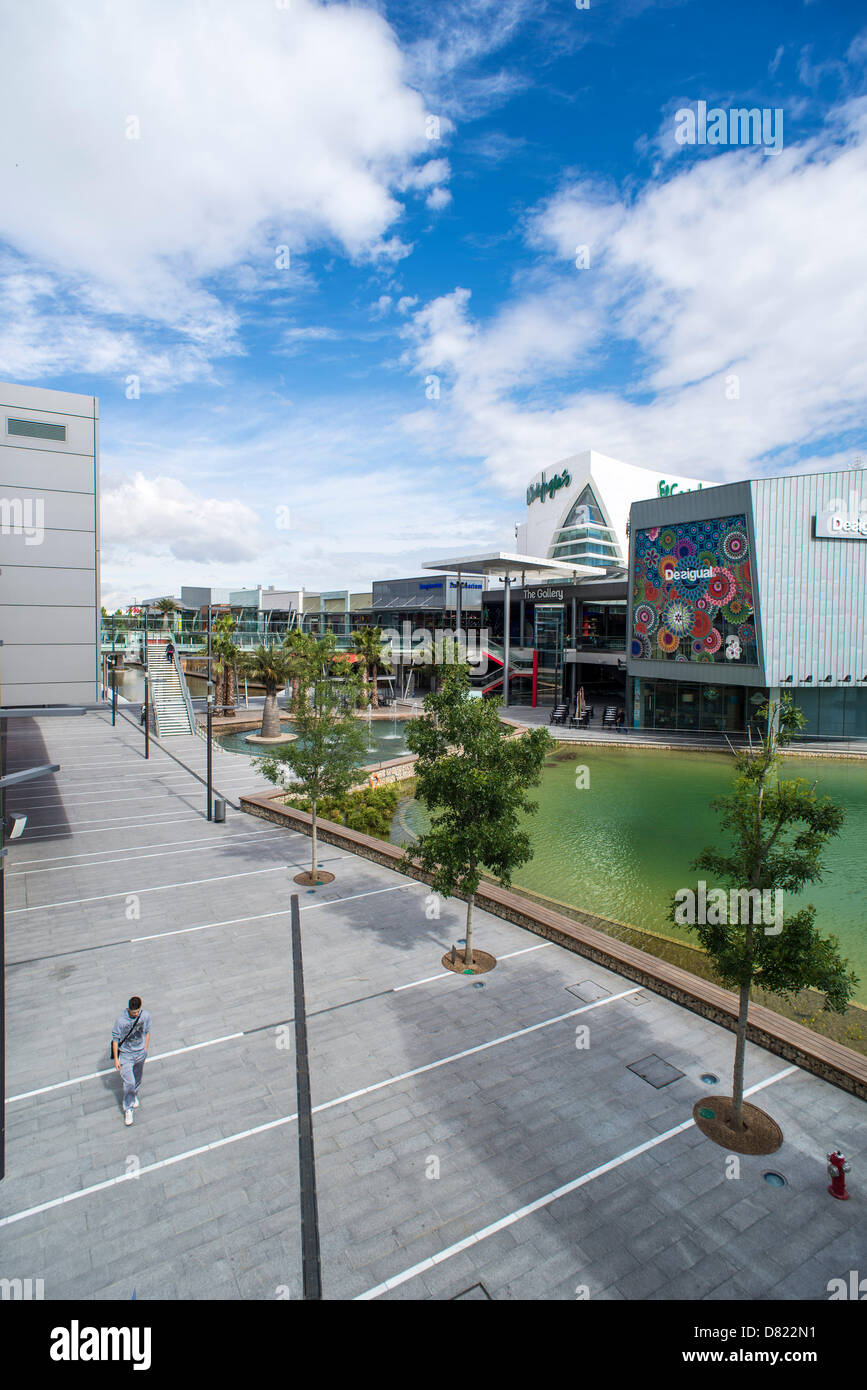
left=132, top=1098, right=140, bottom=1109
left=124, top=1110, right=133, bottom=1126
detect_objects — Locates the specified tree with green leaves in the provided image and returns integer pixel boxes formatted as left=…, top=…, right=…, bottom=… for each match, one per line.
left=283, top=629, right=338, bottom=713
left=238, top=644, right=293, bottom=739
left=155, top=597, right=177, bottom=629
left=404, top=665, right=552, bottom=968
left=211, top=614, right=239, bottom=718
left=350, top=625, right=392, bottom=708
left=674, top=696, right=856, bottom=1132
left=254, top=672, right=368, bottom=883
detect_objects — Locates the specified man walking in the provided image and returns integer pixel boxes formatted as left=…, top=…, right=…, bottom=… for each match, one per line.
left=111, top=995, right=152, bottom=1125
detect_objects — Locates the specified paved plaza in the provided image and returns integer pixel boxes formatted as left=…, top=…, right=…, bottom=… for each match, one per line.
left=1, top=707, right=864, bottom=1301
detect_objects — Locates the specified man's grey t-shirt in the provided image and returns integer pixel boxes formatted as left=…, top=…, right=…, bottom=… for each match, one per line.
left=112, top=1009, right=152, bottom=1061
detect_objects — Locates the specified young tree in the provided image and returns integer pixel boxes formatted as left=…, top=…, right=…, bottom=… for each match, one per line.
left=350, top=625, right=392, bottom=708
left=254, top=673, right=367, bottom=883
left=238, top=644, right=293, bottom=738
left=675, top=696, right=856, bottom=1131
left=405, top=665, right=552, bottom=968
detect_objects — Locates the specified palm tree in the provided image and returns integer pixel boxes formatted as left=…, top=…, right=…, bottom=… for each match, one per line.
left=283, top=629, right=337, bottom=713
left=350, top=625, right=392, bottom=708
left=156, top=597, right=177, bottom=630
left=211, top=615, right=239, bottom=719
left=238, top=644, right=293, bottom=738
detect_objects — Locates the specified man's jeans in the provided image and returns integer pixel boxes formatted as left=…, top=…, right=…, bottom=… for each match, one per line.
left=120, top=1056, right=145, bottom=1112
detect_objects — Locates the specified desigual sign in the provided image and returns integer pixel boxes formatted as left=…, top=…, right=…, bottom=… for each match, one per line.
left=527, top=469, right=571, bottom=506
left=815, top=494, right=867, bottom=539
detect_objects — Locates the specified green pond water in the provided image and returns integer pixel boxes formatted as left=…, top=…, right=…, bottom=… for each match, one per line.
left=391, top=747, right=867, bottom=1004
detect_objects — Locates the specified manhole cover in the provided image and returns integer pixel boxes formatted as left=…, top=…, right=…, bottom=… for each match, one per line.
left=627, top=1054, right=686, bottom=1089
left=763, top=1171, right=787, bottom=1187
left=566, top=980, right=611, bottom=1003
left=701, top=1073, right=720, bottom=1085
left=452, top=1282, right=491, bottom=1300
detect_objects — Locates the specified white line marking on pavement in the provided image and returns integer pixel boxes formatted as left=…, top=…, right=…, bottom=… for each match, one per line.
left=7, top=864, right=294, bottom=913
left=354, top=1066, right=800, bottom=1299
left=11, top=935, right=555, bottom=1099
left=18, top=813, right=204, bottom=836
left=0, top=989, right=640, bottom=1226
left=130, top=880, right=417, bottom=941
left=9, top=829, right=283, bottom=874
left=394, top=942, right=552, bottom=991
left=8, top=1034, right=245, bottom=1101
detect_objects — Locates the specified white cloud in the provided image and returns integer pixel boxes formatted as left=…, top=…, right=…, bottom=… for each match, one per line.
left=0, top=0, right=442, bottom=376
left=101, top=474, right=266, bottom=567
left=401, top=100, right=867, bottom=489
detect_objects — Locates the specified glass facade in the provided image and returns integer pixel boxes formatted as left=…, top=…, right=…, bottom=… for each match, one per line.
left=551, top=484, right=621, bottom=569
left=638, top=679, right=768, bottom=732
left=790, top=687, right=867, bottom=738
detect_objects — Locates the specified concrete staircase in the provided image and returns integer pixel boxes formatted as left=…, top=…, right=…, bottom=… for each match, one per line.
left=146, top=636, right=196, bottom=737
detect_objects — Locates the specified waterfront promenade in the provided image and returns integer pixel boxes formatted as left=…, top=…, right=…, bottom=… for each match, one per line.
left=1, top=707, right=864, bottom=1300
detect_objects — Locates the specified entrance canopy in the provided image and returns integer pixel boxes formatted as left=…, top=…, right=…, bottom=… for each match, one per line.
left=422, top=551, right=589, bottom=583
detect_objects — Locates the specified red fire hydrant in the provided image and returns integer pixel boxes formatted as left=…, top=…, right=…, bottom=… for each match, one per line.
left=827, top=1149, right=850, bottom=1201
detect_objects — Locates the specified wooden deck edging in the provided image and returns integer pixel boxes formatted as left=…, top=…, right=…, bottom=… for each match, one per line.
left=240, top=790, right=867, bottom=1102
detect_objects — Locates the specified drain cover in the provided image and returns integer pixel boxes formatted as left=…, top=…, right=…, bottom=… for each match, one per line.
left=452, top=1282, right=491, bottom=1300
left=627, top=1054, right=686, bottom=1089
left=763, top=1171, right=787, bottom=1188
left=566, top=980, right=611, bottom=1003
left=701, top=1073, right=720, bottom=1085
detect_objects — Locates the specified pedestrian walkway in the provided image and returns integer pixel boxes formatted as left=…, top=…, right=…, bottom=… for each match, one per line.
left=1, top=708, right=863, bottom=1300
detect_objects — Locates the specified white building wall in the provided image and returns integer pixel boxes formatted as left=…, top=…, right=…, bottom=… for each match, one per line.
left=522, top=449, right=709, bottom=564
left=0, top=381, right=99, bottom=706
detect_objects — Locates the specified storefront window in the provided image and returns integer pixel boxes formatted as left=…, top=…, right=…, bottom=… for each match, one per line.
left=640, top=679, right=752, bottom=731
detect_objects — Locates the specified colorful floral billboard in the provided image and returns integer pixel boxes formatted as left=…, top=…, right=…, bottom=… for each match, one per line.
left=631, top=515, right=756, bottom=664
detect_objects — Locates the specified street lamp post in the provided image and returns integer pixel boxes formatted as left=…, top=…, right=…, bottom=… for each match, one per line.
left=143, top=674, right=149, bottom=760
left=206, top=680, right=214, bottom=821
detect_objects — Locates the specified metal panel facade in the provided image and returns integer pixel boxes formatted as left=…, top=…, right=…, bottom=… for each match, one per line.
left=0, top=380, right=99, bottom=707
left=750, top=470, right=867, bottom=686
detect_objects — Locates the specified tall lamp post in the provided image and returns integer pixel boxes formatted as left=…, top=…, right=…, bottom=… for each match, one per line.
left=206, top=680, right=214, bottom=821
left=143, top=673, right=149, bottom=760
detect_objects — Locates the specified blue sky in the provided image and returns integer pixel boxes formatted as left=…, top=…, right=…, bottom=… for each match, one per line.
left=2, top=0, right=866, bottom=606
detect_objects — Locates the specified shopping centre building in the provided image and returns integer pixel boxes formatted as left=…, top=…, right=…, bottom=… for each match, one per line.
left=627, top=469, right=867, bottom=738
left=425, top=451, right=867, bottom=740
